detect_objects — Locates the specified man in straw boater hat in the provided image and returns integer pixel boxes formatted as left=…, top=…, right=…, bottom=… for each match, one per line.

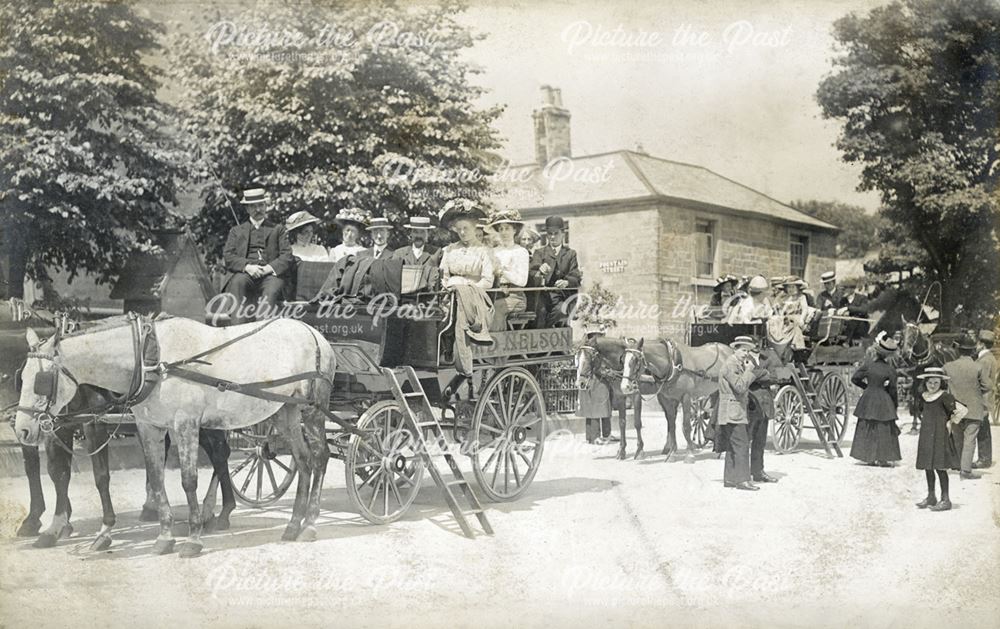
left=716, top=335, right=766, bottom=491
left=529, top=215, right=581, bottom=328
left=816, top=270, right=843, bottom=312
left=221, top=187, right=293, bottom=324
left=393, top=215, right=439, bottom=266
left=943, top=334, right=990, bottom=479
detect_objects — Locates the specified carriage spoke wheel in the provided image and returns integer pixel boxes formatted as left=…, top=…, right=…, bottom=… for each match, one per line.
left=689, top=394, right=716, bottom=450
left=345, top=401, right=425, bottom=525
left=770, top=385, right=804, bottom=454
left=229, top=419, right=297, bottom=507
left=471, top=367, right=546, bottom=502
left=816, top=373, right=849, bottom=444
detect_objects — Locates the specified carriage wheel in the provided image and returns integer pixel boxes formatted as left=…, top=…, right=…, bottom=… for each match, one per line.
left=470, top=367, right=546, bottom=502
left=345, top=400, right=425, bottom=525
left=770, top=385, right=805, bottom=454
left=816, top=373, right=849, bottom=444
left=229, top=420, right=297, bottom=507
left=689, top=394, right=716, bottom=449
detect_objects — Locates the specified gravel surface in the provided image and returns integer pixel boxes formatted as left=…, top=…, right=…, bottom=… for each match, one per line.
left=1, top=411, right=998, bottom=629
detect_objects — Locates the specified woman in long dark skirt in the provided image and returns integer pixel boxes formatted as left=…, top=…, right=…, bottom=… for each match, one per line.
left=850, top=334, right=902, bottom=466
left=914, top=367, right=966, bottom=511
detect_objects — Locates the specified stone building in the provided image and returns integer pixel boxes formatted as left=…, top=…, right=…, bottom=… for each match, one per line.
left=496, top=86, right=840, bottom=339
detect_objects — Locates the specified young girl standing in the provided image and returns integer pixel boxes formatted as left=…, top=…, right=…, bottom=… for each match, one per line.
left=914, top=367, right=966, bottom=511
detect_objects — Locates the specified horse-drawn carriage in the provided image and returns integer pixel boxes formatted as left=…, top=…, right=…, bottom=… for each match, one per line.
left=223, top=261, right=572, bottom=531
left=687, top=309, right=863, bottom=457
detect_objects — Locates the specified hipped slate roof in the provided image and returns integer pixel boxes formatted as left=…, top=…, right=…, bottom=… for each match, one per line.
left=494, top=150, right=839, bottom=232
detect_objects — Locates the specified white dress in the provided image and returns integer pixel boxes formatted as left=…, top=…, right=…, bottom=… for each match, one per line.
left=330, top=243, right=366, bottom=262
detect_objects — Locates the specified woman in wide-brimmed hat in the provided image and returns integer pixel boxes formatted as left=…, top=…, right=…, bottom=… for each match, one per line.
left=330, top=208, right=368, bottom=262
left=284, top=210, right=330, bottom=262
left=437, top=199, right=495, bottom=380
left=913, top=367, right=966, bottom=511
left=850, top=333, right=903, bottom=467
left=777, top=275, right=815, bottom=351
left=486, top=208, right=529, bottom=331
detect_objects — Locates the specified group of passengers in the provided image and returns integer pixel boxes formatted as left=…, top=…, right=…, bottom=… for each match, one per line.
left=220, top=188, right=581, bottom=375
left=705, top=270, right=870, bottom=348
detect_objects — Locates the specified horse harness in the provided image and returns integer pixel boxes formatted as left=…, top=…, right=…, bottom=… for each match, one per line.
left=17, top=313, right=368, bottom=439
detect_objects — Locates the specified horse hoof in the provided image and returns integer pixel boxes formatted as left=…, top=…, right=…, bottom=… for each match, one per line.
left=634, top=450, right=644, bottom=461
left=90, top=534, right=112, bottom=552
left=59, top=523, right=74, bottom=539
left=16, top=518, right=41, bottom=538
left=215, top=515, right=231, bottom=532
left=296, top=526, right=317, bottom=542
left=616, top=450, right=628, bottom=461
left=33, top=534, right=57, bottom=549
left=140, top=507, right=159, bottom=522
left=152, top=538, right=175, bottom=555
left=178, top=542, right=203, bottom=558
left=281, top=526, right=300, bottom=542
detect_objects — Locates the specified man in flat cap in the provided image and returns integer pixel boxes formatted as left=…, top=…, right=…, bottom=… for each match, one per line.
left=222, top=188, right=293, bottom=324
left=529, top=215, right=581, bottom=327
left=974, top=329, right=996, bottom=468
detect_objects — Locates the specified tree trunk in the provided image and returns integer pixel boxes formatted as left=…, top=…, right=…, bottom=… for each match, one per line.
left=2, top=225, right=28, bottom=300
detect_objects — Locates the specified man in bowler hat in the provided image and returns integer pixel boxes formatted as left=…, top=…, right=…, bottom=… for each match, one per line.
left=529, top=215, right=581, bottom=327
left=222, top=188, right=293, bottom=324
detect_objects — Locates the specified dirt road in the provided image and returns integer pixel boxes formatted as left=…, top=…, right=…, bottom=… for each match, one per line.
left=1, top=412, right=998, bottom=628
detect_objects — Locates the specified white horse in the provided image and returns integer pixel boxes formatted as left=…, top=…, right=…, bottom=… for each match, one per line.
left=15, top=315, right=336, bottom=557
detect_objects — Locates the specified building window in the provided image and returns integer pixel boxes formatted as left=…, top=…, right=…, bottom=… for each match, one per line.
left=695, top=219, right=716, bottom=277
left=790, top=234, right=809, bottom=278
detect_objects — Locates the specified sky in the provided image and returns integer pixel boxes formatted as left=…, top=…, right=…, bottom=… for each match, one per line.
left=456, top=0, right=886, bottom=211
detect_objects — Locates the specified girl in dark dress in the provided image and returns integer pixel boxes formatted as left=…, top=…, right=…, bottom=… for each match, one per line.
left=850, top=334, right=902, bottom=466
left=914, top=367, right=967, bottom=511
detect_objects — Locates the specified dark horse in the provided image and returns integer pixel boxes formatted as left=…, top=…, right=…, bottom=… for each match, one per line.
left=864, top=285, right=923, bottom=340
left=620, top=337, right=733, bottom=462
left=16, top=383, right=236, bottom=550
left=899, top=319, right=958, bottom=433
left=575, top=336, right=642, bottom=460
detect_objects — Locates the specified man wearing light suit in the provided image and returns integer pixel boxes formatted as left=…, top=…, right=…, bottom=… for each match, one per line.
left=943, top=335, right=990, bottom=479
left=974, top=330, right=995, bottom=468
left=529, top=215, right=581, bottom=328
left=717, top=335, right=766, bottom=491
left=222, top=188, right=293, bottom=324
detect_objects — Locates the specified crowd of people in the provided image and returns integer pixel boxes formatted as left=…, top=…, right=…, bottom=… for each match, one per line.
left=219, top=188, right=581, bottom=377
left=706, top=270, right=872, bottom=350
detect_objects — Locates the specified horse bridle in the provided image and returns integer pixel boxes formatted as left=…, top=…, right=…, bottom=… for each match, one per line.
left=621, top=339, right=681, bottom=393
left=901, top=321, right=931, bottom=364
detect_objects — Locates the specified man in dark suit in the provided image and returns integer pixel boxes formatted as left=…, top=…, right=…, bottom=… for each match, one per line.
left=837, top=278, right=869, bottom=344
left=338, top=217, right=402, bottom=297
left=394, top=216, right=440, bottom=291
left=748, top=343, right=783, bottom=483
left=816, top=271, right=844, bottom=311
left=529, top=215, right=581, bottom=327
left=222, top=188, right=293, bottom=324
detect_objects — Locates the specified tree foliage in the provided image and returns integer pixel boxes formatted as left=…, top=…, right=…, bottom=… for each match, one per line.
left=165, top=0, right=504, bottom=263
left=817, top=0, right=1000, bottom=328
left=0, top=0, right=188, bottom=298
left=789, top=199, right=885, bottom=259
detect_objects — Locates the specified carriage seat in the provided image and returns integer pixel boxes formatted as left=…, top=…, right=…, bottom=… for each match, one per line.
left=506, top=311, right=536, bottom=330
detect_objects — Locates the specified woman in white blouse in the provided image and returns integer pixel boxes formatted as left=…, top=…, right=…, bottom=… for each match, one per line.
left=329, top=208, right=368, bottom=262
left=487, top=209, right=529, bottom=331
left=285, top=211, right=330, bottom=262
left=438, top=200, right=495, bottom=377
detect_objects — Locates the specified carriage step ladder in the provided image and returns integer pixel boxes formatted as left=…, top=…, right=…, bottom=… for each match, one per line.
left=790, top=364, right=843, bottom=459
left=383, top=366, right=494, bottom=539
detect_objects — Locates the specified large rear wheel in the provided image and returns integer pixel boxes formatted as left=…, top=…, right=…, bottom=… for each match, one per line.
left=470, top=367, right=546, bottom=502
left=816, top=372, right=849, bottom=444
left=770, top=385, right=805, bottom=454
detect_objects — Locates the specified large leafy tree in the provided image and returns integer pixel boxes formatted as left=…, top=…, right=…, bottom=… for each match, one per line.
left=817, top=0, right=1000, bottom=328
left=789, top=199, right=886, bottom=259
left=166, top=0, right=503, bottom=262
left=0, top=0, right=188, bottom=299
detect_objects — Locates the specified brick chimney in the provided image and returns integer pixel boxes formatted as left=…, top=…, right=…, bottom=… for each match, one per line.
left=532, top=85, right=571, bottom=165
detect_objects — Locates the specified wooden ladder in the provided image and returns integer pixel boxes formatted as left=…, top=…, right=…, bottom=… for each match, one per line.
left=382, top=366, right=493, bottom=538
left=790, top=363, right=843, bottom=458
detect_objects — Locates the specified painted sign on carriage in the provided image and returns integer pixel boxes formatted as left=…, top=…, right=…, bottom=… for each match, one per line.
left=471, top=328, right=574, bottom=359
